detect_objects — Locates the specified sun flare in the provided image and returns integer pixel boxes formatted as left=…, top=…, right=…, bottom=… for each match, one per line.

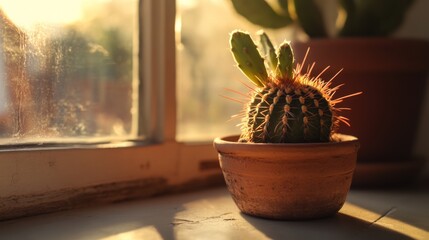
left=1, top=0, right=99, bottom=28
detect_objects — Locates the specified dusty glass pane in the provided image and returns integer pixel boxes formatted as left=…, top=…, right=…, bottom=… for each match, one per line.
left=176, top=0, right=298, bottom=141
left=0, top=0, right=138, bottom=145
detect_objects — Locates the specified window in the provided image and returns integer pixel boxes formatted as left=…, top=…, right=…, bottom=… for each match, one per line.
left=0, top=0, right=138, bottom=145
left=0, top=0, right=220, bottom=221
left=176, top=0, right=300, bottom=142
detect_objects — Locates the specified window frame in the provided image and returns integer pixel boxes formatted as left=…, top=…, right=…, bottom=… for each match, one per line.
left=0, top=0, right=221, bottom=221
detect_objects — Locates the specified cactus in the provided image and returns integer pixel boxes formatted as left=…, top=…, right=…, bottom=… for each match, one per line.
left=231, top=0, right=414, bottom=37
left=230, top=30, right=355, bottom=143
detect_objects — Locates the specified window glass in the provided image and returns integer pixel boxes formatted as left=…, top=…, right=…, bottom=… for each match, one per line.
left=0, top=0, right=138, bottom=145
left=176, top=0, right=294, bottom=141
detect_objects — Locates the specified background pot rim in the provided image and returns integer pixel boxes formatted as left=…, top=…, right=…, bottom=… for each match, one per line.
left=291, top=38, right=429, bottom=71
left=293, top=37, right=429, bottom=45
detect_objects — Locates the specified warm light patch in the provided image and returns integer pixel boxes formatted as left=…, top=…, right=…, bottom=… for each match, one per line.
left=0, top=0, right=106, bottom=28
left=100, top=226, right=163, bottom=240
left=341, top=203, right=429, bottom=239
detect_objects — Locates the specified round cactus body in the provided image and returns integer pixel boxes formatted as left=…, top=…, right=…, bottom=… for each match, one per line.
left=240, top=84, right=332, bottom=143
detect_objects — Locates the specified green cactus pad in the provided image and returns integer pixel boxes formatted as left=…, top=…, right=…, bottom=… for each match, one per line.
left=231, top=0, right=292, bottom=29
left=230, top=31, right=268, bottom=87
left=276, top=41, right=294, bottom=80
left=258, top=31, right=277, bottom=73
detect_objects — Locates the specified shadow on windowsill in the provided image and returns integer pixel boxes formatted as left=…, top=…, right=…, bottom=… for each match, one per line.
left=240, top=212, right=413, bottom=240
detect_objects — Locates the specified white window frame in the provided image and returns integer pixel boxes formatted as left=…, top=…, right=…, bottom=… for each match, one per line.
left=0, top=0, right=221, bottom=220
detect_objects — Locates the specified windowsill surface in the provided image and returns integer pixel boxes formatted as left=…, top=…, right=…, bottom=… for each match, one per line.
left=1, top=185, right=428, bottom=240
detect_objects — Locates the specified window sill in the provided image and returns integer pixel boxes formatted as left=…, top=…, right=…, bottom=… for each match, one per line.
left=0, top=141, right=221, bottom=220
left=1, top=184, right=428, bottom=239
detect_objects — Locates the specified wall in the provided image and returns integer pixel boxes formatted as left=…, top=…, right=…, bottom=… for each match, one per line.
left=396, top=0, right=429, bottom=161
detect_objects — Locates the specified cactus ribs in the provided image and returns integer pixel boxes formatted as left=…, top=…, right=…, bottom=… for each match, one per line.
left=229, top=30, right=360, bottom=143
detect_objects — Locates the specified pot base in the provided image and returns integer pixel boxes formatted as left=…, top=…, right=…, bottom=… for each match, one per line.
left=230, top=187, right=345, bottom=220
left=214, top=134, right=359, bottom=220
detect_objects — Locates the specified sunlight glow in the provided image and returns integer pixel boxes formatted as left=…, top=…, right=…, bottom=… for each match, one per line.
left=100, top=226, right=163, bottom=240
left=341, top=203, right=429, bottom=239
left=1, top=0, right=105, bottom=28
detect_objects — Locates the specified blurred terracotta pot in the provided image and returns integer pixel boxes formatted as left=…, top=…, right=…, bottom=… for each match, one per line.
left=214, top=134, right=359, bottom=220
left=292, top=38, right=429, bottom=187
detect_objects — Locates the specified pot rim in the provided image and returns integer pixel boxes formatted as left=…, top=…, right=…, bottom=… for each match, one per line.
left=214, top=133, right=358, bottom=149
left=214, top=133, right=360, bottom=161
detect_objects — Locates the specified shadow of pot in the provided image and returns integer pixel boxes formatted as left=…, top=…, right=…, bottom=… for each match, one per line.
left=292, top=38, right=429, bottom=187
left=213, top=134, right=360, bottom=220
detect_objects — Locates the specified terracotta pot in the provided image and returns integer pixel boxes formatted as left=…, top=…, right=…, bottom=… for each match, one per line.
left=213, top=134, right=359, bottom=220
left=292, top=38, right=429, bottom=187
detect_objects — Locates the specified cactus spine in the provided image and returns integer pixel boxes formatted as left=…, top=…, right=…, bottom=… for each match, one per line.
left=230, top=30, right=350, bottom=143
